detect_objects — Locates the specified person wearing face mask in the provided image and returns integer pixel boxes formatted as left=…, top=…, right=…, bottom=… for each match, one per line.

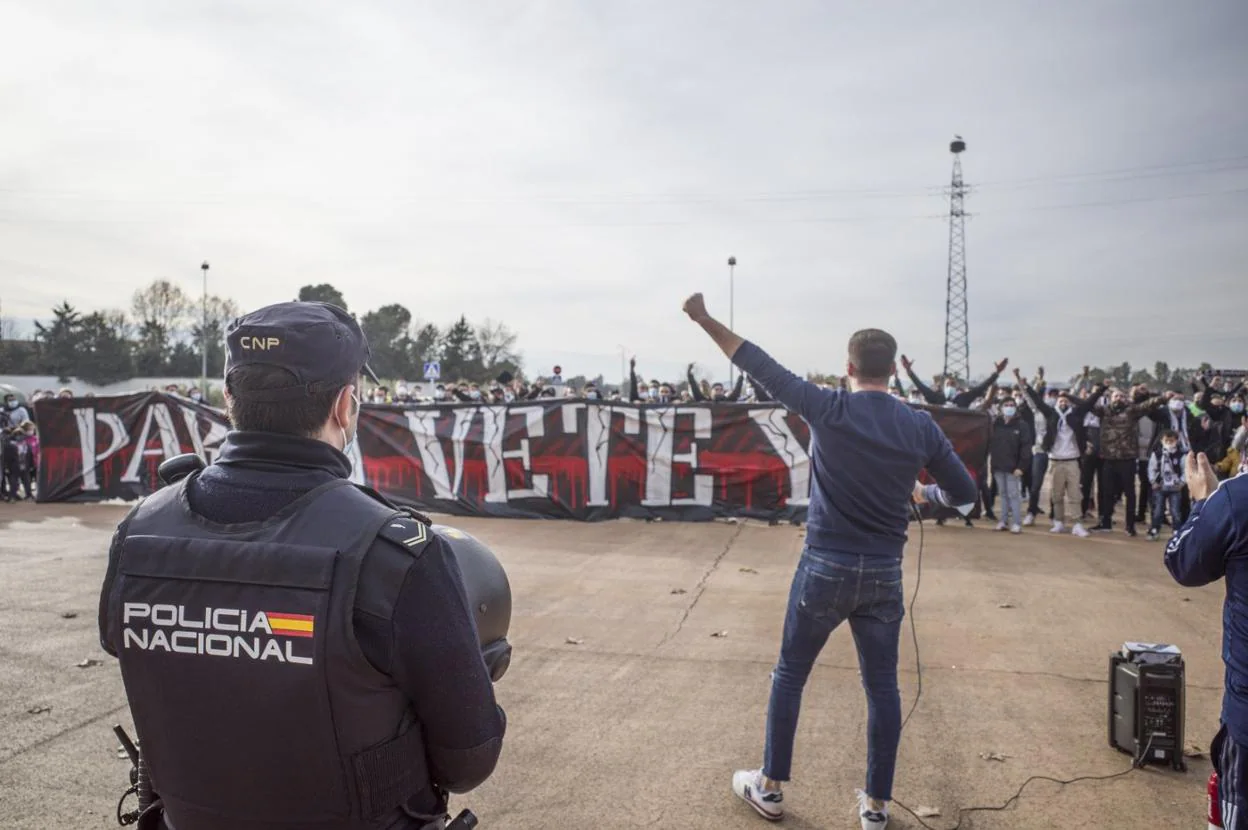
left=3, top=393, right=30, bottom=428
left=1012, top=369, right=1050, bottom=526
left=1196, top=375, right=1246, bottom=464
left=1088, top=383, right=1165, bottom=536
left=1022, top=382, right=1099, bottom=536
left=432, top=383, right=448, bottom=402
left=1146, top=430, right=1187, bottom=541
left=988, top=395, right=1031, bottom=533
left=96, top=302, right=506, bottom=830
left=898, top=355, right=1008, bottom=409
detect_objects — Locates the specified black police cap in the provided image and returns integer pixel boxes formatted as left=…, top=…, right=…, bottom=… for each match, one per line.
left=225, top=302, right=379, bottom=402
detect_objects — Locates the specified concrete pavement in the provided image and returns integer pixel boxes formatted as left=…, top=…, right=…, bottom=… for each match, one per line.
left=0, top=502, right=1222, bottom=829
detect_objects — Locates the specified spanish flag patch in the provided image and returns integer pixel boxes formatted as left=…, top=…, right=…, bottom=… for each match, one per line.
left=265, top=612, right=315, bottom=638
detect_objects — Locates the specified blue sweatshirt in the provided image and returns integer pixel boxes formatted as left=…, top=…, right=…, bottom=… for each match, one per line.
left=733, top=342, right=978, bottom=559
left=1165, top=474, right=1248, bottom=745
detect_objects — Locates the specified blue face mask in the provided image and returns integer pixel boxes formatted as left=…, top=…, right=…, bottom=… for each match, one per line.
left=1002, top=405, right=1017, bottom=418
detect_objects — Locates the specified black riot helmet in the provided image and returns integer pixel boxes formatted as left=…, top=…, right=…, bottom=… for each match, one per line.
left=430, top=525, right=513, bottom=682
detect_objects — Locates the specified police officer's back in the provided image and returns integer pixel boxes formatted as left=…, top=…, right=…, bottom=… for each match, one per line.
left=98, top=302, right=506, bottom=830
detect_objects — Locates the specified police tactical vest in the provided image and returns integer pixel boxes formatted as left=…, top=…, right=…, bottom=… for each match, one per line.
left=106, top=475, right=436, bottom=830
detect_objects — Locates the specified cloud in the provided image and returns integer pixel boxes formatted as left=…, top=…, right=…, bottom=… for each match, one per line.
left=1, top=0, right=1245, bottom=386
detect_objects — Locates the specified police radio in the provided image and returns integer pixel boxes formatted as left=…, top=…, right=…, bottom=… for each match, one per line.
left=111, top=453, right=512, bottom=829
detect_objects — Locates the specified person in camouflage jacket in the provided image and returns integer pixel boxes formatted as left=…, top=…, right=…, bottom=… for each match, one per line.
left=1089, top=383, right=1166, bottom=535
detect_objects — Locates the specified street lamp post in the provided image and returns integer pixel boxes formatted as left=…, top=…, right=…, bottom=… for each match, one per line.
left=200, top=261, right=209, bottom=398
left=727, top=256, right=736, bottom=386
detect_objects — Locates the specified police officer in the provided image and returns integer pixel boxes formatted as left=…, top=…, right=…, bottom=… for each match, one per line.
left=97, top=302, right=506, bottom=830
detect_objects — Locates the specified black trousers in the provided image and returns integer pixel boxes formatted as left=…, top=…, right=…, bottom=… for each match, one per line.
left=1100, top=459, right=1138, bottom=531
left=1081, top=454, right=1102, bottom=517
left=1136, top=459, right=1151, bottom=522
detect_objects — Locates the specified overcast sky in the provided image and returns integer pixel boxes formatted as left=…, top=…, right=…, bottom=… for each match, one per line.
left=2, top=0, right=1246, bottom=387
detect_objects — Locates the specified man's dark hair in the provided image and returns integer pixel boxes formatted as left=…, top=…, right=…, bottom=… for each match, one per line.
left=1160, top=429, right=1179, bottom=442
left=226, top=364, right=353, bottom=438
left=847, top=329, right=897, bottom=382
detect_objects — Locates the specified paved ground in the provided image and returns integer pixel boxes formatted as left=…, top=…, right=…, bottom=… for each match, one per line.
left=0, top=501, right=1222, bottom=829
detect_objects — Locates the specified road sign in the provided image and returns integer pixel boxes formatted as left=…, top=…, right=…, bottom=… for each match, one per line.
left=423, top=361, right=441, bottom=380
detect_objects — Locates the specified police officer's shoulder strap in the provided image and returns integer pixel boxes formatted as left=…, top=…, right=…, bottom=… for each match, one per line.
left=350, top=483, right=438, bottom=560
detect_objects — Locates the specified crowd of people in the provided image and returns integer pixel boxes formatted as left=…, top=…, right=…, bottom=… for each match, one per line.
left=5, top=359, right=1245, bottom=523
left=901, top=358, right=1247, bottom=539
left=1, top=392, right=38, bottom=502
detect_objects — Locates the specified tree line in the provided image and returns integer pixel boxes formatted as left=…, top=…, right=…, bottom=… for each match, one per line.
left=0, top=282, right=524, bottom=386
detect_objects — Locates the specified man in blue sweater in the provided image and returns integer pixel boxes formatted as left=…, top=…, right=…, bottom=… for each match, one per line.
left=1164, top=452, right=1248, bottom=829
left=681, top=294, right=978, bottom=829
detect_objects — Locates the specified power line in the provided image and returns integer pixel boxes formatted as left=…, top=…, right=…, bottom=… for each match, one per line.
left=1, top=154, right=1246, bottom=207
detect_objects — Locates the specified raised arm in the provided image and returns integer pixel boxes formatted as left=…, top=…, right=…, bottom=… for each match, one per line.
left=953, top=357, right=1007, bottom=407
left=727, top=373, right=745, bottom=401
left=686, top=364, right=707, bottom=402
left=901, top=356, right=945, bottom=405
left=1018, top=371, right=1055, bottom=420
left=628, top=359, right=642, bottom=402
left=682, top=293, right=837, bottom=421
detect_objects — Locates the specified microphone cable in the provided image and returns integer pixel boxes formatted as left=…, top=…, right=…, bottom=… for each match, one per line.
left=890, top=505, right=1159, bottom=830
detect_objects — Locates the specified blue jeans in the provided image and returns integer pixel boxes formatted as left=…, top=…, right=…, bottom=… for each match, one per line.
left=1150, top=489, right=1182, bottom=534
left=763, top=547, right=905, bottom=801
left=1028, top=452, right=1049, bottom=516
left=994, top=471, right=1023, bottom=527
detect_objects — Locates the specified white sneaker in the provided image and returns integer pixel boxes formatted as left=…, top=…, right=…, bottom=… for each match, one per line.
left=1022, top=513, right=1035, bottom=527
left=1050, top=521, right=1066, bottom=533
left=995, top=521, right=1007, bottom=532
left=733, top=769, right=783, bottom=821
left=1010, top=524, right=1022, bottom=534
left=856, top=789, right=889, bottom=829
left=1072, top=523, right=1091, bottom=538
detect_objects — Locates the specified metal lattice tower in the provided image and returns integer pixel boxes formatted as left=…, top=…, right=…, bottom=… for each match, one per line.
left=942, top=136, right=970, bottom=383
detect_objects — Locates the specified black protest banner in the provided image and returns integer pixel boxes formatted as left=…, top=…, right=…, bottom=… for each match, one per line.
left=35, top=395, right=990, bottom=521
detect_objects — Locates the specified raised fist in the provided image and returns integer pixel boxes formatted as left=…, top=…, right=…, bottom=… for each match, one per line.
left=995, top=357, right=1009, bottom=373
left=900, top=354, right=913, bottom=371
left=682, top=293, right=708, bottom=321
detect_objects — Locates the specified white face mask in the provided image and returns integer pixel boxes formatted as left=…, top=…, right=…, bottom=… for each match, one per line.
left=503, top=391, right=515, bottom=403
left=340, top=392, right=360, bottom=455
left=1162, top=443, right=1178, bottom=453
left=1233, top=402, right=1246, bottom=414
left=469, top=390, right=481, bottom=400
left=434, top=389, right=446, bottom=400
left=943, top=386, right=957, bottom=397
left=1168, top=399, right=1185, bottom=412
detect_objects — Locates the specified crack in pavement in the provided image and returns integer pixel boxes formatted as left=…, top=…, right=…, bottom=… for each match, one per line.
left=0, top=702, right=130, bottom=767
left=653, top=523, right=746, bottom=651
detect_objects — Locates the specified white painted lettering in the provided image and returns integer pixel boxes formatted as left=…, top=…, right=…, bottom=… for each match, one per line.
left=748, top=409, right=811, bottom=507
left=121, top=404, right=181, bottom=484
left=405, top=410, right=455, bottom=499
